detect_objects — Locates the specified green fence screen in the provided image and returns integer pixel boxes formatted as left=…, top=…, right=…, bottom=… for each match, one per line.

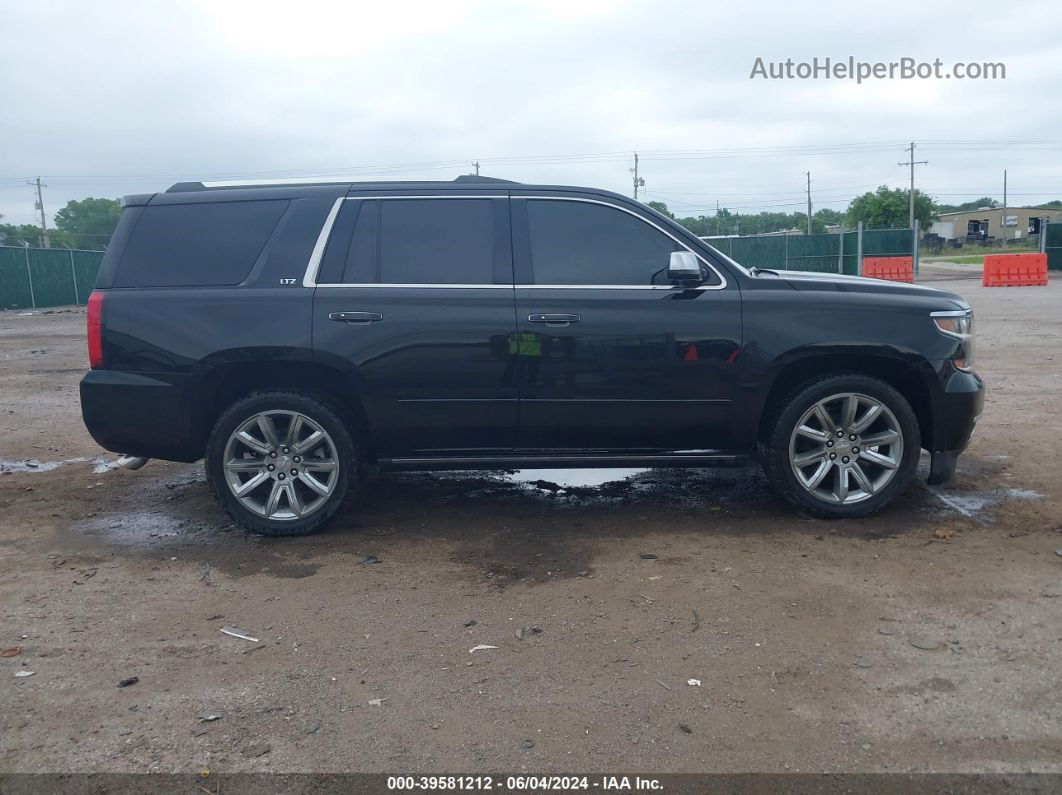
left=707, top=228, right=914, bottom=277
left=0, top=246, right=104, bottom=310
left=1046, top=224, right=1062, bottom=271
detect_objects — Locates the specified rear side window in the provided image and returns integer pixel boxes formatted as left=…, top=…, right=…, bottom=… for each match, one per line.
left=321, top=198, right=498, bottom=285
left=115, top=200, right=287, bottom=287
left=526, top=199, right=684, bottom=286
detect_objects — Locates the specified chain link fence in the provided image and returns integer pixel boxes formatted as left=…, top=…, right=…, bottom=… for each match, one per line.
left=0, top=246, right=104, bottom=310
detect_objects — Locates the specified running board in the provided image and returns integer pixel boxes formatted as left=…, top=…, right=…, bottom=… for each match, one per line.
left=379, top=454, right=748, bottom=472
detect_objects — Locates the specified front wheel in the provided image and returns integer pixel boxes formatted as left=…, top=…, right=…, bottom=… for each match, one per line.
left=205, top=391, right=357, bottom=535
left=762, top=374, right=921, bottom=518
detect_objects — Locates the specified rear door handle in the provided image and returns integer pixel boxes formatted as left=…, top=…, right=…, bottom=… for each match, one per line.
left=528, top=313, right=581, bottom=327
left=328, top=311, right=383, bottom=324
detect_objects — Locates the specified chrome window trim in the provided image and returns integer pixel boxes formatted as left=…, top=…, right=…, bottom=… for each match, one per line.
left=317, top=283, right=512, bottom=289
left=302, top=197, right=345, bottom=287
left=302, top=194, right=731, bottom=290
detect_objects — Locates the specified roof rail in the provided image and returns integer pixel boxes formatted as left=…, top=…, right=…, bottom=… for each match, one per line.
left=452, top=175, right=518, bottom=184
left=165, top=174, right=520, bottom=192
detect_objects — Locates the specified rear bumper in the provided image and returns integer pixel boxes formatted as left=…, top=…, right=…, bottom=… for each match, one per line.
left=79, top=370, right=201, bottom=462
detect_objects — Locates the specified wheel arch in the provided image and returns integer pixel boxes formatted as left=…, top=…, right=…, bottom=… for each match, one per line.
left=191, top=357, right=373, bottom=462
left=756, top=351, right=935, bottom=451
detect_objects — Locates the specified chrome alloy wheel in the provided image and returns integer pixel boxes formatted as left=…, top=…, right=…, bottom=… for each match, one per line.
left=222, top=410, right=339, bottom=521
left=788, top=392, right=904, bottom=505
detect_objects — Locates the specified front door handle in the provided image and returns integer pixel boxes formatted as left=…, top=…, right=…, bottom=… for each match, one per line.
left=329, top=311, right=383, bottom=324
left=528, top=313, right=581, bottom=327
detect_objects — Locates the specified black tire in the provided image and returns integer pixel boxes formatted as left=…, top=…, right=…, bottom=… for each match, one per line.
left=205, top=390, right=358, bottom=536
left=761, top=374, right=920, bottom=519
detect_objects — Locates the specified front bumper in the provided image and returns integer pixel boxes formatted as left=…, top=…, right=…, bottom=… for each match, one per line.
left=80, top=370, right=201, bottom=462
left=932, top=368, right=984, bottom=452
left=926, top=367, right=983, bottom=484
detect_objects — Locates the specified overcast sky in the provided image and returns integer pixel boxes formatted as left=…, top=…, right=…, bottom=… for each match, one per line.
left=2, top=0, right=1061, bottom=228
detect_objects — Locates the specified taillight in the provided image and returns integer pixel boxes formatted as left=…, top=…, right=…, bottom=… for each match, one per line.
left=87, top=290, right=104, bottom=369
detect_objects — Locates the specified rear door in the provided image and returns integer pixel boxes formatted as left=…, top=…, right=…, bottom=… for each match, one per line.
left=310, top=193, right=518, bottom=457
left=511, top=194, right=742, bottom=452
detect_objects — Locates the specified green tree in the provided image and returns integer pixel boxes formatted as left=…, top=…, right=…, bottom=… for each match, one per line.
left=814, top=208, right=844, bottom=227
left=53, top=197, right=120, bottom=250
left=646, top=200, right=675, bottom=219
left=846, top=186, right=934, bottom=230
left=645, top=202, right=849, bottom=238
left=0, top=221, right=45, bottom=247
left=934, top=196, right=998, bottom=214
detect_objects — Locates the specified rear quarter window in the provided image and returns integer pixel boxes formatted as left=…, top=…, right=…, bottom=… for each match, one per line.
left=114, top=200, right=288, bottom=287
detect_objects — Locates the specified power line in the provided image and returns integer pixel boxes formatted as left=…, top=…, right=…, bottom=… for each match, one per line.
left=6, top=137, right=1062, bottom=184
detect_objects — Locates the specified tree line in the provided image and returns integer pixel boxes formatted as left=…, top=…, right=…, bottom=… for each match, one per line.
left=651, top=186, right=1062, bottom=237
left=0, top=197, right=121, bottom=250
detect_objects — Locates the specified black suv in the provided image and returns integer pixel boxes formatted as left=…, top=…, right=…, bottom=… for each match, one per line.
left=80, top=176, right=983, bottom=535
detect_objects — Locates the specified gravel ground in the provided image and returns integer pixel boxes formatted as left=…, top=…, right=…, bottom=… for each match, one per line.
left=1, top=272, right=1061, bottom=774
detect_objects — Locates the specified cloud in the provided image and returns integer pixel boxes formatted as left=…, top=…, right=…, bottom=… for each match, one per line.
left=1, top=0, right=1060, bottom=226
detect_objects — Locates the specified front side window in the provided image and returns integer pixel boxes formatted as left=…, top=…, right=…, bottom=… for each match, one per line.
left=321, top=198, right=497, bottom=285
left=526, top=199, right=689, bottom=286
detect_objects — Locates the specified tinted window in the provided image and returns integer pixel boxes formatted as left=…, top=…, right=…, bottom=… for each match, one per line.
left=317, top=200, right=379, bottom=284
left=324, top=199, right=497, bottom=285
left=344, top=200, right=378, bottom=284
left=379, top=199, right=495, bottom=284
left=116, top=200, right=287, bottom=287
left=526, top=199, right=681, bottom=286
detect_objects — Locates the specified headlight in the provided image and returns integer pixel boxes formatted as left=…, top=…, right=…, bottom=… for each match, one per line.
left=932, top=313, right=972, bottom=337
left=931, top=310, right=975, bottom=371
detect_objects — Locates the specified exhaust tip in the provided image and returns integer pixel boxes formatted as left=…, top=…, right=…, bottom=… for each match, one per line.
left=116, top=455, right=149, bottom=471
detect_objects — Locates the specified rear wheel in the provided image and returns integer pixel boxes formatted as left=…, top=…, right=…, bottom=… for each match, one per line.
left=762, top=374, right=920, bottom=518
left=205, top=391, right=357, bottom=535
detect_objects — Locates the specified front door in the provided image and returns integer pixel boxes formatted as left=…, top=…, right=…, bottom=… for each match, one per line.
left=511, top=195, right=742, bottom=452
left=311, top=194, right=518, bottom=457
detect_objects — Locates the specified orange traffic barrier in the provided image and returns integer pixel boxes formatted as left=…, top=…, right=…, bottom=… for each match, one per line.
left=982, top=253, right=1048, bottom=287
left=862, top=256, right=914, bottom=283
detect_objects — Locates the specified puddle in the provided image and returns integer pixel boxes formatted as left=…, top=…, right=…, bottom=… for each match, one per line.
left=0, top=456, right=118, bottom=474
left=929, top=486, right=1042, bottom=518
left=506, top=468, right=648, bottom=490
left=1003, top=488, right=1042, bottom=501
left=81, top=509, right=223, bottom=547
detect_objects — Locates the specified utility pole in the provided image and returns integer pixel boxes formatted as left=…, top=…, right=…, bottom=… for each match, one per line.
left=1001, top=169, right=1007, bottom=247
left=29, top=177, right=50, bottom=248
left=898, top=141, right=928, bottom=230
left=630, top=153, right=644, bottom=200
left=472, top=160, right=480, bottom=176
left=804, top=171, right=812, bottom=235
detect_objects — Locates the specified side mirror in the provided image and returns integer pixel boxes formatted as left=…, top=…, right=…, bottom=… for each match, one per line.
left=667, top=251, right=703, bottom=282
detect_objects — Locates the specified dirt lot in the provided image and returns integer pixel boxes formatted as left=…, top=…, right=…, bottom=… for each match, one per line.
left=2, top=269, right=1061, bottom=775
